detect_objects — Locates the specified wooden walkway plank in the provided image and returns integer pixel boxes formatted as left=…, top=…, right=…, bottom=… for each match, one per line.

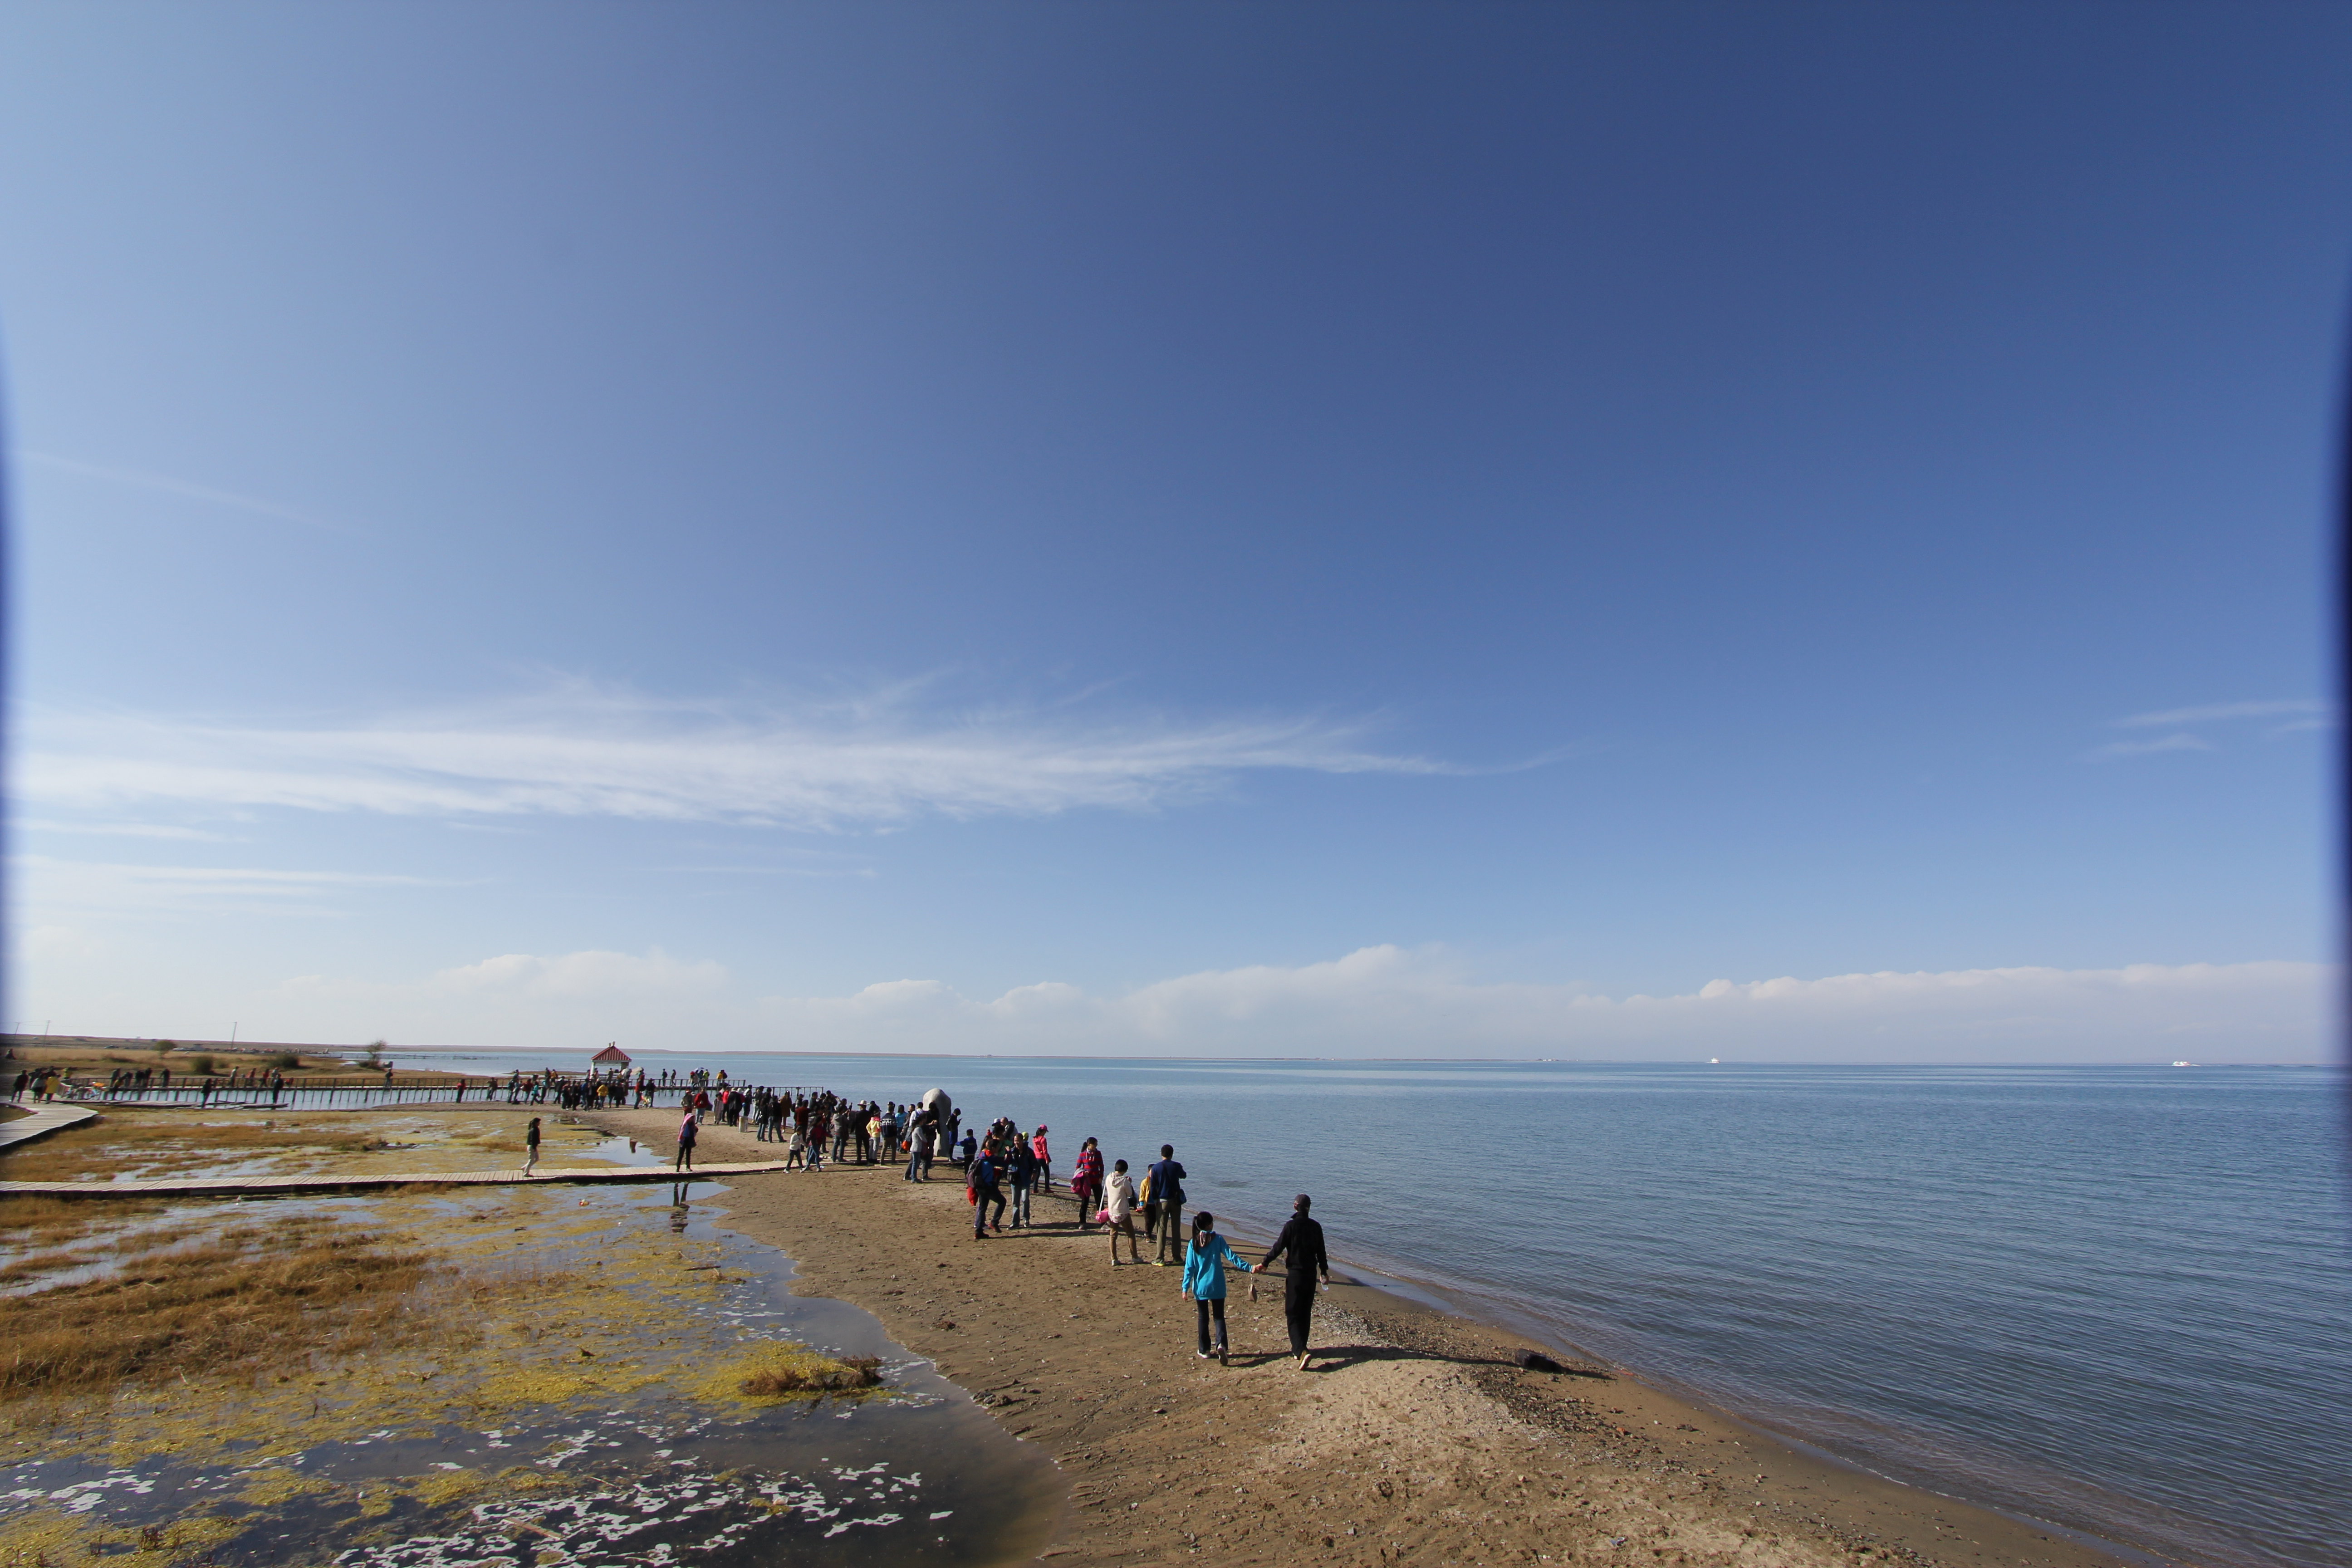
left=0, top=1158, right=795, bottom=1199
left=0, top=1103, right=99, bottom=1152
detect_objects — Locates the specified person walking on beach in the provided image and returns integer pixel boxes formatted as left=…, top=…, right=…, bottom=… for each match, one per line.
left=674, top=1108, right=698, bottom=1173
left=1033, top=1125, right=1051, bottom=1192
left=523, top=1116, right=542, bottom=1176
left=1181, top=1212, right=1251, bottom=1364
left=1105, top=1158, right=1144, bottom=1264
left=1260, top=1194, right=1331, bottom=1370
left=1147, top=1145, right=1188, bottom=1266
left=1072, top=1137, right=1104, bottom=1230
left=970, top=1146, right=1005, bottom=1239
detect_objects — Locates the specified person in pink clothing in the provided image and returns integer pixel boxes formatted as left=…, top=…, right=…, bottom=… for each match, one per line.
left=1071, top=1137, right=1104, bottom=1230
left=1032, top=1125, right=1052, bottom=1192
left=674, top=1108, right=698, bottom=1172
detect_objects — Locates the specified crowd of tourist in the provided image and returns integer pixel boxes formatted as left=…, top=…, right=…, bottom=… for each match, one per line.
left=661, top=1080, right=1335, bottom=1369
left=5, top=1067, right=64, bottom=1102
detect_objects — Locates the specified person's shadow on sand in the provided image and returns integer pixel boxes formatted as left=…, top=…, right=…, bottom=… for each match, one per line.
left=1247, top=1343, right=1609, bottom=1377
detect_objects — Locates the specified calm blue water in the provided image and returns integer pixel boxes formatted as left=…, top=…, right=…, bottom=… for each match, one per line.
left=401, top=1054, right=2351, bottom=1568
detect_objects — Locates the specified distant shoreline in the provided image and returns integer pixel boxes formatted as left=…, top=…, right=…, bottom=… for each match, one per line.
left=10, top=1037, right=2328, bottom=1068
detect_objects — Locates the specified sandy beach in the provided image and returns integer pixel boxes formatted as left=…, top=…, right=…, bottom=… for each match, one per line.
left=589, top=1107, right=2140, bottom=1568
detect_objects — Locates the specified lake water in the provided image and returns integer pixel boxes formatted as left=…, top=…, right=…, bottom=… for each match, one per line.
left=401, top=1053, right=2352, bottom=1568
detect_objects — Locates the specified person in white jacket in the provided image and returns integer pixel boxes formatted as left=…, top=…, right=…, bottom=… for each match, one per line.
left=1105, top=1159, right=1145, bottom=1265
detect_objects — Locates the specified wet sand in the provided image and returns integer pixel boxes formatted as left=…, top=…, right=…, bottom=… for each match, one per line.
left=596, top=1107, right=2144, bottom=1568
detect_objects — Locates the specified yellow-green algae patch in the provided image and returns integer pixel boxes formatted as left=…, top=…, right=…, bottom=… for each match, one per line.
left=0, top=1504, right=245, bottom=1568
left=690, top=1340, right=888, bottom=1408
left=0, top=1110, right=949, bottom=1567
left=235, top=1465, right=347, bottom=1509
left=4, top=1140, right=831, bottom=1477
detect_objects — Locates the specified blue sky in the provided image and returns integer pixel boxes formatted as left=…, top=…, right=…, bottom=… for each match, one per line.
left=2, top=3, right=2341, bottom=1060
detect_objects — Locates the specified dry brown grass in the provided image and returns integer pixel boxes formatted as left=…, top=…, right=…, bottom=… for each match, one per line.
left=5, top=1043, right=354, bottom=1078
left=0, top=1195, right=165, bottom=1245
left=738, top=1354, right=882, bottom=1395
left=0, top=1223, right=431, bottom=1398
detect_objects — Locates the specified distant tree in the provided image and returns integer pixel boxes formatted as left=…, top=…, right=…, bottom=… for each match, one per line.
left=187, top=1054, right=216, bottom=1075
left=263, top=1051, right=299, bottom=1070
left=152, top=1039, right=177, bottom=1056
left=363, top=1040, right=388, bottom=1068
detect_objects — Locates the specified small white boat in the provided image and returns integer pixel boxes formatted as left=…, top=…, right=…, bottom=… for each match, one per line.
left=2171, top=1060, right=2195, bottom=1068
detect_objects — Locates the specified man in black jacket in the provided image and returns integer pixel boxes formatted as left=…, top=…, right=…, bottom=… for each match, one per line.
left=970, top=1147, right=1004, bottom=1238
left=1147, top=1145, right=1188, bottom=1265
left=1260, top=1193, right=1330, bottom=1370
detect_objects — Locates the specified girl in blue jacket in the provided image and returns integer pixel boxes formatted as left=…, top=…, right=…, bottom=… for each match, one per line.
left=1181, top=1211, right=1252, bottom=1363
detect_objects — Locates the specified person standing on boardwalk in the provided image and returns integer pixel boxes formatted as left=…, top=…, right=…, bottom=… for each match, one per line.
left=1259, top=1194, right=1331, bottom=1370
left=1104, top=1158, right=1144, bottom=1264
left=523, top=1116, right=542, bottom=1176
left=1147, top=1145, right=1188, bottom=1266
left=674, top=1108, right=698, bottom=1173
left=1181, top=1211, right=1251, bottom=1363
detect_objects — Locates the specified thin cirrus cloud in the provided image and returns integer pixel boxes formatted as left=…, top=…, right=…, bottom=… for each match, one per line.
left=2111, top=699, right=2331, bottom=728
left=2088, top=697, right=2334, bottom=759
left=16, top=449, right=368, bottom=537
left=15, top=685, right=1459, bottom=832
left=11, top=819, right=241, bottom=842
left=12, top=853, right=439, bottom=919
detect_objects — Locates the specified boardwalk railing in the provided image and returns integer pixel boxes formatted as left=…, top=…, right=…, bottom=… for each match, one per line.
left=53, top=1078, right=696, bottom=1111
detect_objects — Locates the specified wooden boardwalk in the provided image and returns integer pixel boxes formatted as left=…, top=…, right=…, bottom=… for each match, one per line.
left=0, top=1158, right=793, bottom=1199
left=0, top=1103, right=98, bottom=1152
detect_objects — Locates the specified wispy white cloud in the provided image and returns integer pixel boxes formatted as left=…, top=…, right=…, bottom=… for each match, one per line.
left=11, top=819, right=239, bottom=842
left=15, top=681, right=1458, bottom=831
left=430, top=948, right=729, bottom=999
left=17, top=449, right=367, bottom=536
left=2112, top=699, right=2328, bottom=728
left=11, top=854, right=437, bottom=919
left=2090, top=698, right=2333, bottom=760
left=2087, top=732, right=2212, bottom=760
left=217, top=946, right=2335, bottom=1064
